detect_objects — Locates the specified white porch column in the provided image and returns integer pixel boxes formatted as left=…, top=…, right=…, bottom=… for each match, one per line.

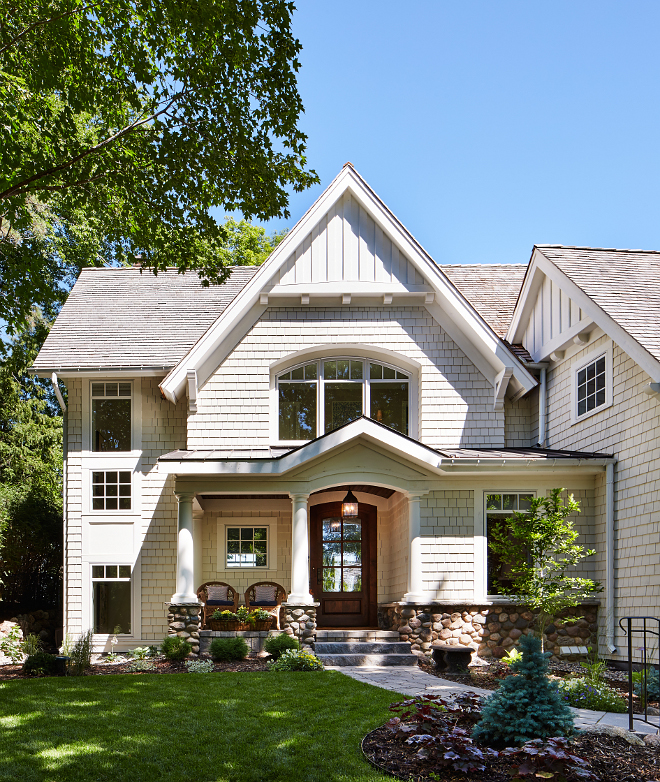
left=288, top=493, right=314, bottom=604
left=404, top=492, right=429, bottom=603
left=192, top=507, right=204, bottom=596
left=171, top=491, right=199, bottom=603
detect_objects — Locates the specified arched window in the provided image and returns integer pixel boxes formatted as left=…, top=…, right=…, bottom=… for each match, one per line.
left=277, top=358, right=410, bottom=441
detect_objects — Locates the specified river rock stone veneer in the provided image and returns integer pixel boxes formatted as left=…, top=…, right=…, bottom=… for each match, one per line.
left=379, top=604, right=598, bottom=660
left=167, top=603, right=201, bottom=657
left=281, top=603, right=318, bottom=652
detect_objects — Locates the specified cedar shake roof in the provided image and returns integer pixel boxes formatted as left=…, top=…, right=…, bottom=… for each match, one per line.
left=536, top=246, right=660, bottom=364
left=440, top=264, right=528, bottom=339
left=32, top=266, right=258, bottom=371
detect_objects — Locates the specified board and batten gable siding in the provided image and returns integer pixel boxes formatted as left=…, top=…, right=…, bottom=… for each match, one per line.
left=545, top=334, right=660, bottom=646
left=277, top=192, right=425, bottom=287
left=523, top=272, right=591, bottom=361
left=139, top=378, right=187, bottom=641
left=188, top=305, right=504, bottom=449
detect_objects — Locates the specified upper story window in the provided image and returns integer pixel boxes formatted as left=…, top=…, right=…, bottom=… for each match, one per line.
left=277, top=358, right=410, bottom=441
left=93, top=471, right=131, bottom=510
left=92, top=382, right=131, bottom=452
left=577, top=355, right=606, bottom=417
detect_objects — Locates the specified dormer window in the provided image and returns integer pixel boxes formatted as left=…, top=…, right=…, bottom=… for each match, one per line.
left=277, top=358, right=410, bottom=442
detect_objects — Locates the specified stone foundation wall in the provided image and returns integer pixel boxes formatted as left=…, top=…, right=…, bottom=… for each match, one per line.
left=199, top=630, right=280, bottom=656
left=380, top=603, right=598, bottom=659
left=167, top=603, right=201, bottom=657
left=281, top=603, right=318, bottom=652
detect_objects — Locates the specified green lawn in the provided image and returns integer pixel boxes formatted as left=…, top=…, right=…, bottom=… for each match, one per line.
left=0, top=671, right=402, bottom=782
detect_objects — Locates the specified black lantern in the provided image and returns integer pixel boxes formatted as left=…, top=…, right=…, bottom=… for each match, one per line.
left=342, top=489, right=358, bottom=518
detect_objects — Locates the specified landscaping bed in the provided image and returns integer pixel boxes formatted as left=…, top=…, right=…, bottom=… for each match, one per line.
left=363, top=719, right=660, bottom=782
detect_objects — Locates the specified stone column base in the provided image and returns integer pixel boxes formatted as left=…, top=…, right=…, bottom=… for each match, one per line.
left=167, top=603, right=201, bottom=657
left=281, top=603, right=319, bottom=652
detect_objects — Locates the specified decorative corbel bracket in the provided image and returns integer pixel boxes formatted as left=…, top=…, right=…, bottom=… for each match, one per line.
left=493, top=367, right=514, bottom=411
left=187, top=369, right=198, bottom=413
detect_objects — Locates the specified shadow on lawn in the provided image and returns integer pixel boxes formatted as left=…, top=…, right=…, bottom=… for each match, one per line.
left=0, top=671, right=394, bottom=782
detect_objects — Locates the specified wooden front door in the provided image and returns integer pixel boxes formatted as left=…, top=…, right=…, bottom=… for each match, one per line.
left=310, top=501, right=377, bottom=628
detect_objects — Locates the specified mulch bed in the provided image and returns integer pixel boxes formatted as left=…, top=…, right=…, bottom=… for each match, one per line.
left=0, top=656, right=270, bottom=680
left=363, top=722, right=660, bottom=782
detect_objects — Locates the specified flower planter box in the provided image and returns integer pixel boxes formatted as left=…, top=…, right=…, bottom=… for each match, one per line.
left=209, top=620, right=239, bottom=631
left=253, top=620, right=273, bottom=632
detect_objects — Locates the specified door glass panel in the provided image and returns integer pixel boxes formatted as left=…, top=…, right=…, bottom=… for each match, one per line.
left=342, top=568, right=362, bottom=592
left=323, top=567, right=341, bottom=592
left=343, top=542, right=362, bottom=565
left=343, top=520, right=361, bottom=540
left=322, top=518, right=342, bottom=541
left=322, top=542, right=341, bottom=566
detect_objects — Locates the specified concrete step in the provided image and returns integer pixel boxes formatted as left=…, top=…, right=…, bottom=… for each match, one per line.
left=315, top=630, right=400, bottom=641
left=315, top=641, right=412, bottom=655
left=317, top=653, right=418, bottom=667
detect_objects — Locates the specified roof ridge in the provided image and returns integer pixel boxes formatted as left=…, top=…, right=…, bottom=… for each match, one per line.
left=536, top=244, right=660, bottom=255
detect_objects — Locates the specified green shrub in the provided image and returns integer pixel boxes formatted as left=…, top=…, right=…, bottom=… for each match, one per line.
left=23, top=652, right=59, bottom=676
left=186, top=659, right=215, bottom=673
left=161, top=636, right=192, bottom=660
left=209, top=637, right=249, bottom=662
left=633, top=667, right=660, bottom=703
left=472, top=633, right=574, bottom=746
left=269, top=649, right=324, bottom=671
left=558, top=677, right=627, bottom=713
left=264, top=633, right=299, bottom=660
left=125, top=659, right=156, bottom=673
left=68, top=630, right=94, bottom=676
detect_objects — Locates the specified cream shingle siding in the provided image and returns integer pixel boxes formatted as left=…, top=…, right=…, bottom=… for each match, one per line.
left=546, top=336, right=660, bottom=649
left=190, top=306, right=504, bottom=449
left=65, top=379, right=83, bottom=634
left=378, top=493, right=409, bottom=603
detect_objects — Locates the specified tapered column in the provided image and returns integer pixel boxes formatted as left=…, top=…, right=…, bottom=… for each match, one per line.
left=288, top=493, right=314, bottom=604
left=171, top=492, right=198, bottom=603
left=404, top=492, right=428, bottom=602
left=193, top=508, right=204, bottom=596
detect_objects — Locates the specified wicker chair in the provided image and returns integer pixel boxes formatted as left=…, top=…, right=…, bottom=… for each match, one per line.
left=197, top=581, right=239, bottom=630
left=244, top=581, right=287, bottom=630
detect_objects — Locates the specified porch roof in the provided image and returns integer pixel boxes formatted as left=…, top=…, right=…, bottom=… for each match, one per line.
left=158, top=417, right=614, bottom=477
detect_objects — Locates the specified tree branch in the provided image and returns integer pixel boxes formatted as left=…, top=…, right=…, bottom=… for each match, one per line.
left=0, top=91, right=185, bottom=201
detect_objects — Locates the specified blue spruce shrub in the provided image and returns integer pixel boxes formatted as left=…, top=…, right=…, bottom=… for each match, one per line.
left=472, top=633, right=574, bottom=746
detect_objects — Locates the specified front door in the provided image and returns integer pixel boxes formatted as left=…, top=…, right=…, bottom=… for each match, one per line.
left=310, top=501, right=377, bottom=628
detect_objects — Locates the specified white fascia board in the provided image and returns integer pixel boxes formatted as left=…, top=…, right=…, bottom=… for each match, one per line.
left=507, top=250, right=544, bottom=344
left=160, top=165, right=536, bottom=401
left=267, top=282, right=430, bottom=296
left=514, top=250, right=660, bottom=381
left=31, top=367, right=170, bottom=378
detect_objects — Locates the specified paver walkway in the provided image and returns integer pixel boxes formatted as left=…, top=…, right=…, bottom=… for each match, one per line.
left=327, top=665, right=660, bottom=736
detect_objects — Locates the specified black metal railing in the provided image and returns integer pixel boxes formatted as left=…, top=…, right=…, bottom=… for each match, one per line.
left=619, top=616, right=660, bottom=730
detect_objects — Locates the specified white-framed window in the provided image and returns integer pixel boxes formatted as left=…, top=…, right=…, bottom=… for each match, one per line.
left=91, top=564, right=132, bottom=634
left=485, top=492, right=534, bottom=596
left=571, top=342, right=612, bottom=423
left=92, top=471, right=132, bottom=511
left=217, top=518, right=277, bottom=572
left=91, top=381, right=132, bottom=452
left=276, top=358, right=410, bottom=442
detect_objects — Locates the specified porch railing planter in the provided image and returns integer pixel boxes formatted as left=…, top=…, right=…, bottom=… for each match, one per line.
left=167, top=603, right=201, bottom=657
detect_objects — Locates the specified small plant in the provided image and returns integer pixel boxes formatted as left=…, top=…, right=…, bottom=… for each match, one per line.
left=502, top=648, right=522, bottom=666
left=68, top=630, right=94, bottom=676
left=161, top=636, right=192, bottom=660
left=23, top=652, right=59, bottom=677
left=558, top=677, right=627, bottom=713
left=387, top=694, right=495, bottom=774
left=579, top=644, right=607, bottom=684
left=125, top=659, right=156, bottom=673
left=0, top=625, right=24, bottom=664
left=269, top=649, right=324, bottom=671
left=61, top=633, right=74, bottom=657
left=211, top=609, right=238, bottom=621
left=186, top=659, right=215, bottom=673
left=236, top=605, right=251, bottom=624
left=209, top=636, right=249, bottom=662
left=264, top=633, right=299, bottom=660
left=22, top=633, right=42, bottom=657
left=473, top=633, right=574, bottom=746
left=128, top=646, right=152, bottom=660
left=250, top=608, right=272, bottom=622
left=105, top=651, right=124, bottom=663
left=501, top=737, right=597, bottom=781
left=633, top=667, right=660, bottom=705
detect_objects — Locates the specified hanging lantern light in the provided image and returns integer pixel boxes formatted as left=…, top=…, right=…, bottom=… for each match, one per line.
left=342, top=489, right=358, bottom=518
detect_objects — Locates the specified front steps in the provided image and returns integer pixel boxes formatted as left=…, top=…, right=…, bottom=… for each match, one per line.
left=315, top=629, right=417, bottom=667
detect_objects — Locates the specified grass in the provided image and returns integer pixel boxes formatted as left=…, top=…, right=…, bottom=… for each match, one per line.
left=0, top=671, right=402, bottom=782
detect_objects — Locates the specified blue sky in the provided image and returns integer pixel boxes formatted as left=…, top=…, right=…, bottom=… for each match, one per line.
left=258, top=1, right=660, bottom=266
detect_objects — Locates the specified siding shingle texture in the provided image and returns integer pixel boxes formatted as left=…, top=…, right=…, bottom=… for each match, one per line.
left=538, top=246, right=660, bottom=363
left=32, top=266, right=258, bottom=370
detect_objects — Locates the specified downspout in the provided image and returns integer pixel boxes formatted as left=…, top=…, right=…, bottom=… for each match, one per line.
left=538, top=367, right=547, bottom=447
left=52, top=374, right=68, bottom=648
left=606, top=461, right=617, bottom=654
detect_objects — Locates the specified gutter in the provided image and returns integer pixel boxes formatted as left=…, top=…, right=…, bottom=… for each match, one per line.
left=606, top=461, right=617, bottom=654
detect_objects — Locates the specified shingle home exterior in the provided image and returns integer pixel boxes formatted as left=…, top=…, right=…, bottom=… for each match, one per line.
left=31, top=164, right=659, bottom=660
